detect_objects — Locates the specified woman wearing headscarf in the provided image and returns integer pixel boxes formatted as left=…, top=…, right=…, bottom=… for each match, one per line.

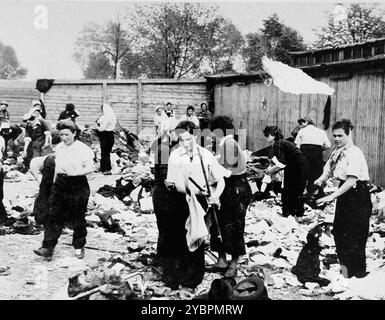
left=197, top=102, right=212, bottom=130
left=209, top=116, right=252, bottom=277
left=316, top=119, right=371, bottom=279
left=96, top=104, right=117, bottom=175
left=263, top=125, right=308, bottom=217
left=162, top=120, right=230, bottom=289
left=153, top=106, right=168, bottom=135
left=34, top=120, right=94, bottom=259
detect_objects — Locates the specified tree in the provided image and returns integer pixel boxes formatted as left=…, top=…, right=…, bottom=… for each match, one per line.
left=243, top=13, right=306, bottom=71
left=74, top=16, right=136, bottom=79
left=199, top=17, right=245, bottom=74
left=0, top=41, right=27, bottom=79
left=121, top=3, right=228, bottom=78
left=83, top=52, right=114, bottom=79
left=314, top=4, right=385, bottom=48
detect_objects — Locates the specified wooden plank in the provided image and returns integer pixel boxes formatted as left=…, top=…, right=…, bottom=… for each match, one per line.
left=137, top=80, right=142, bottom=135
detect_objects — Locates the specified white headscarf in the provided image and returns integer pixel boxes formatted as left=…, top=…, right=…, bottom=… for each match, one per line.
left=99, top=103, right=117, bottom=127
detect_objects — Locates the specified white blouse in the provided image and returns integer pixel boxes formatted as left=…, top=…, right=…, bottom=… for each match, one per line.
left=323, top=144, right=370, bottom=181
left=55, top=140, right=94, bottom=175
left=294, top=125, right=331, bottom=148
left=167, top=144, right=231, bottom=194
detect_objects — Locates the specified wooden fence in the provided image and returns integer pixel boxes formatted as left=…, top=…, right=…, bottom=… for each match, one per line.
left=0, top=80, right=40, bottom=120
left=210, top=72, right=385, bottom=186
left=44, top=79, right=209, bottom=137
left=1, top=72, right=385, bottom=185
left=0, top=79, right=209, bottom=138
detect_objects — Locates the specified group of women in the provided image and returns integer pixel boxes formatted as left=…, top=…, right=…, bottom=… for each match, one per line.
left=153, top=115, right=371, bottom=290
left=31, top=97, right=371, bottom=284
left=152, top=115, right=251, bottom=289
left=264, top=119, right=371, bottom=280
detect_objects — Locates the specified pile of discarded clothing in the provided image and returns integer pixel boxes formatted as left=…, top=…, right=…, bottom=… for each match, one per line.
left=0, top=198, right=42, bottom=235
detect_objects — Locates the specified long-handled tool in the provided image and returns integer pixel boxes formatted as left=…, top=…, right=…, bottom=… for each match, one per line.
left=197, top=147, right=222, bottom=244
left=62, top=243, right=126, bottom=254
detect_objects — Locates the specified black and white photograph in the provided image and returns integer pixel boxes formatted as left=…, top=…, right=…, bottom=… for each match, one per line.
left=0, top=0, right=385, bottom=309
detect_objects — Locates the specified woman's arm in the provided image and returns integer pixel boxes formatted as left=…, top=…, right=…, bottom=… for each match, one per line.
left=208, top=177, right=225, bottom=205
left=65, top=159, right=95, bottom=176
left=316, top=176, right=357, bottom=206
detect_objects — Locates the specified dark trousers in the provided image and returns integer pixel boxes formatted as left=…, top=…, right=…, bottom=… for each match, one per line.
left=0, top=170, right=7, bottom=224
left=333, top=181, right=371, bottom=278
left=211, top=174, right=251, bottom=256
left=282, top=160, right=308, bottom=217
left=33, top=155, right=55, bottom=226
left=300, top=144, right=324, bottom=194
left=42, top=175, right=90, bottom=250
left=99, top=131, right=114, bottom=172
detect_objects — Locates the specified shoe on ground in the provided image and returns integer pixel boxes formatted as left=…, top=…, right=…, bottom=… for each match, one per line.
left=75, top=248, right=85, bottom=259
left=224, top=265, right=238, bottom=278
left=34, top=247, right=53, bottom=258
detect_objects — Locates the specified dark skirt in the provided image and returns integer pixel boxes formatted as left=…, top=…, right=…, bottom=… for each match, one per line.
left=152, top=177, right=170, bottom=258
left=282, top=158, right=308, bottom=217
left=33, top=155, right=55, bottom=226
left=43, top=174, right=90, bottom=250
left=300, top=144, right=324, bottom=194
left=210, top=173, right=251, bottom=256
left=333, top=180, right=372, bottom=278
left=162, top=189, right=207, bottom=289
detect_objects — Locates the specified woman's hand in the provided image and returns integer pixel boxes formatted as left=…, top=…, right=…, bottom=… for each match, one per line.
left=208, top=195, right=221, bottom=207
left=316, top=194, right=335, bottom=207
left=314, top=178, right=324, bottom=187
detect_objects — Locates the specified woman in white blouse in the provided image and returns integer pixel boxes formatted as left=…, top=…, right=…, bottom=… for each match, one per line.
left=316, top=119, right=371, bottom=279
left=97, top=103, right=117, bottom=175
left=34, top=120, right=95, bottom=259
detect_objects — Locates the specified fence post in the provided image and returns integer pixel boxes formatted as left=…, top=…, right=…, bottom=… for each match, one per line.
left=102, top=82, right=108, bottom=104
left=137, top=79, right=143, bottom=135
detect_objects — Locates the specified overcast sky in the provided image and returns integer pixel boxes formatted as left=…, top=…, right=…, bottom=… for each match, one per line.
left=0, top=1, right=383, bottom=80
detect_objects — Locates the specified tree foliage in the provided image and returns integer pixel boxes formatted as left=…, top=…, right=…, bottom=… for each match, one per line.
left=122, top=3, right=220, bottom=78
left=0, top=41, right=27, bottom=79
left=83, top=52, right=114, bottom=79
left=199, top=16, right=245, bottom=74
left=75, top=3, right=245, bottom=79
left=243, top=13, right=306, bottom=71
left=74, top=17, right=136, bottom=79
left=314, top=4, right=385, bottom=48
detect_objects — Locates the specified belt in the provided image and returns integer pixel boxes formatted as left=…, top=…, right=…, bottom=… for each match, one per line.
left=57, top=173, right=68, bottom=177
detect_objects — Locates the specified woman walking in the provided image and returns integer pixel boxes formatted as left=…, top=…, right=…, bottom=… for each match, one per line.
left=97, top=104, right=116, bottom=175
left=316, top=119, right=371, bottom=279
left=263, top=125, right=308, bottom=217
left=34, top=120, right=94, bottom=259
left=162, top=120, right=230, bottom=289
left=209, top=116, right=252, bottom=277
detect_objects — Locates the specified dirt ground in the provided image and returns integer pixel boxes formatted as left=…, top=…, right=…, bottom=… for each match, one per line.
left=0, top=173, right=334, bottom=300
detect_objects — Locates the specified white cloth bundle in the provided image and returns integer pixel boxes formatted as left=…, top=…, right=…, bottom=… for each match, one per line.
left=262, top=56, right=335, bottom=95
